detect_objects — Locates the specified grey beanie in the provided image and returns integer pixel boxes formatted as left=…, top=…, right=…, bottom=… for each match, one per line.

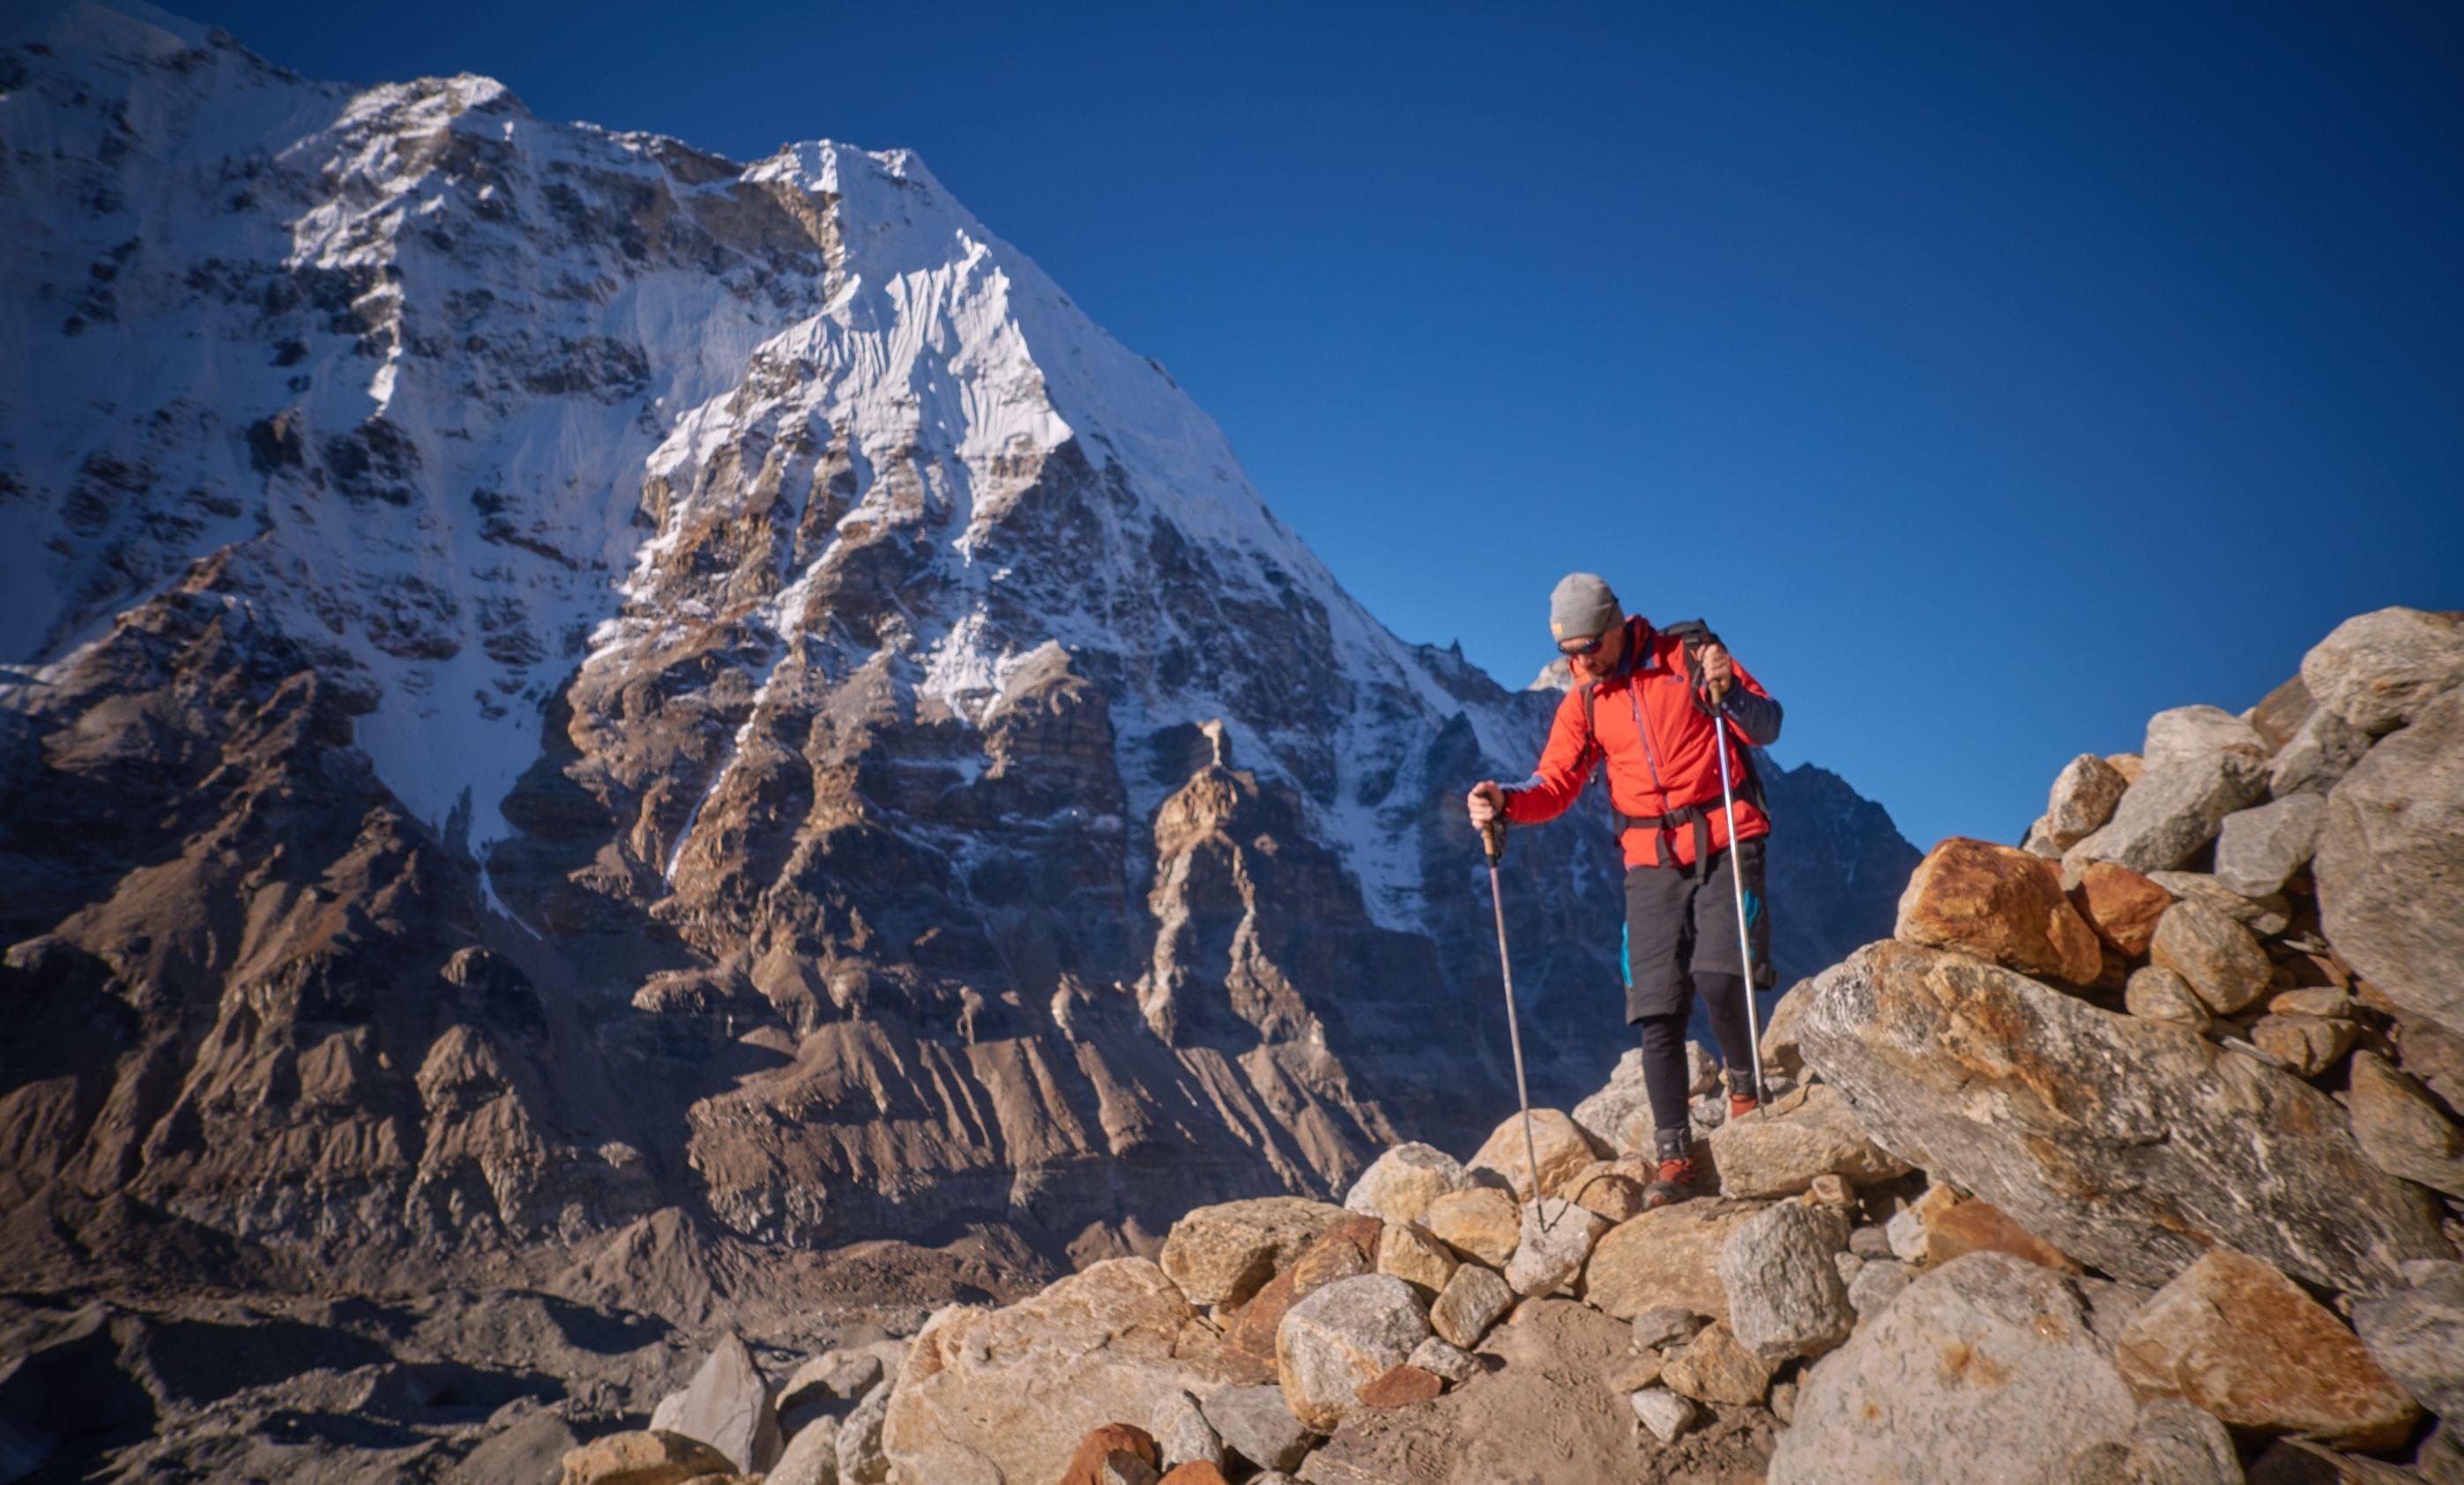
left=1549, top=571, right=1623, bottom=641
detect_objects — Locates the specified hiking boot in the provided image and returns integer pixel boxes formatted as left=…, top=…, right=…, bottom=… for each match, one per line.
left=1728, top=1091, right=1760, bottom=1122
left=1643, top=1156, right=1697, bottom=1210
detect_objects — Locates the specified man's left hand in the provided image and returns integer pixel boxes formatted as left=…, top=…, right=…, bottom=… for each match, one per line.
left=1698, top=642, right=1734, bottom=701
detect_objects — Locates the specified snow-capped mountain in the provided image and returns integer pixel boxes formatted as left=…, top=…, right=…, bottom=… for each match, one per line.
left=0, top=3, right=1917, bottom=1262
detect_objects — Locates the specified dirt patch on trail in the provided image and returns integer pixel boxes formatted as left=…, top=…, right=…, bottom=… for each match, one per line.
left=1299, top=1297, right=1775, bottom=1485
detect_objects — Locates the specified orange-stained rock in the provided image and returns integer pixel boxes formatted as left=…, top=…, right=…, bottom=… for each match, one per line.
left=2112, top=1250, right=2420, bottom=1451
left=1354, top=1364, right=1445, bottom=1408
left=2106, top=752, right=2146, bottom=785
left=1216, top=1222, right=1375, bottom=1384
left=1578, top=1201, right=1756, bottom=1322
left=557, top=1430, right=735, bottom=1485
left=1895, top=837, right=2103, bottom=986
left=1465, top=1108, right=1604, bottom=1202
left=1425, top=1186, right=1522, bottom=1269
left=1059, top=1424, right=1160, bottom=1485
left=2068, top=862, right=2175, bottom=959
left=1158, top=1464, right=1230, bottom=1485
left=1921, top=1195, right=2081, bottom=1273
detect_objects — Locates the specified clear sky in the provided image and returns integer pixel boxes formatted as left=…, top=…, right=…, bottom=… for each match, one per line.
left=187, top=0, right=2464, bottom=852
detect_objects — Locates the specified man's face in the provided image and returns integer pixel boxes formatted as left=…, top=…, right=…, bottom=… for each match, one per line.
left=1559, top=622, right=1626, bottom=683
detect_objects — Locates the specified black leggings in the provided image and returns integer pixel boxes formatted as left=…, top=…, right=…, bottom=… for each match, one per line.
left=1638, top=971, right=1757, bottom=1138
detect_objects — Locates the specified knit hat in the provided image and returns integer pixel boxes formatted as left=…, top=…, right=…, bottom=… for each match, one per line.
left=1549, top=572, right=1623, bottom=642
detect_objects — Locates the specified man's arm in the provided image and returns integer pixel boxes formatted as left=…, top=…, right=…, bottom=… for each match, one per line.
left=1466, top=686, right=1598, bottom=831
left=1696, top=643, right=1783, bottom=746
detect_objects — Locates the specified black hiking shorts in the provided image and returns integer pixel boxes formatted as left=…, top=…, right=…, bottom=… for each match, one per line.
left=1621, top=836, right=1773, bottom=1023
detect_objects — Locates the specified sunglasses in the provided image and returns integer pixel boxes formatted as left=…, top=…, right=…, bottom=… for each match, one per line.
left=1557, top=632, right=1608, bottom=658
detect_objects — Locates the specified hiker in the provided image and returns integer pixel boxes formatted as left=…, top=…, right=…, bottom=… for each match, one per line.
left=1466, top=572, right=1782, bottom=1207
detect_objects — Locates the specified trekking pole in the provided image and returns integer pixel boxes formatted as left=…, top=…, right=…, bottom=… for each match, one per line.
left=1480, top=815, right=1550, bottom=1222
left=1710, top=710, right=1769, bottom=1110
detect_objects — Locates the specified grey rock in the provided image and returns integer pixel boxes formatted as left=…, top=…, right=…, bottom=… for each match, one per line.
left=2271, top=704, right=2370, bottom=797
left=1405, top=1337, right=1477, bottom=1384
left=1835, top=1250, right=1865, bottom=1287
left=1629, top=1386, right=1698, bottom=1444
left=1847, top=1259, right=1915, bottom=1318
left=1769, top=1378, right=1799, bottom=1426
left=1631, top=1305, right=1704, bottom=1350
left=1151, top=1388, right=1222, bottom=1472
left=1201, top=1384, right=1315, bottom=1474
left=2148, top=901, right=2273, bottom=1017
left=2144, top=706, right=2267, bottom=772
left=2211, top=794, right=2326, bottom=899
left=2353, top=1262, right=2464, bottom=1421
left=2142, top=871, right=2291, bottom=937
left=2064, top=752, right=2270, bottom=877
left=1341, top=1143, right=1467, bottom=1226
left=2045, top=754, right=2132, bottom=851
left=1274, top=1274, right=1431, bottom=1433
left=647, top=1332, right=783, bottom=1474
left=1770, top=1254, right=2139, bottom=1485
left=2125, top=966, right=2213, bottom=1034
left=1428, top=1262, right=1513, bottom=1349
left=1796, top=941, right=2450, bottom=1293
left=1848, top=1225, right=1895, bottom=1261
left=1885, top=1205, right=1927, bottom=1265
left=2301, top=606, right=2464, bottom=735
left=1718, top=1202, right=1857, bottom=1362
left=2317, top=687, right=2464, bottom=1038
left=778, top=1346, right=886, bottom=1433
left=834, top=1378, right=890, bottom=1485
left=1503, top=1198, right=1609, bottom=1296
left=1571, top=1050, right=1653, bottom=1152
left=770, top=1417, right=841, bottom=1485
left=2347, top=1051, right=2464, bottom=1199
left=2069, top=1399, right=2243, bottom=1485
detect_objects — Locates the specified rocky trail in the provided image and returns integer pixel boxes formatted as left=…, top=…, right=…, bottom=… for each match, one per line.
left=102, top=602, right=2427, bottom=1485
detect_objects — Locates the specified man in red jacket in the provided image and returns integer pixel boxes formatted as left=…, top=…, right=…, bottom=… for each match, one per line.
left=1466, top=572, right=1782, bottom=1207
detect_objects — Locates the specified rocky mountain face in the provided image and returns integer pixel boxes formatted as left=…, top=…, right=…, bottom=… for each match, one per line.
left=0, top=0, right=1916, bottom=1304
left=502, top=606, right=2461, bottom=1485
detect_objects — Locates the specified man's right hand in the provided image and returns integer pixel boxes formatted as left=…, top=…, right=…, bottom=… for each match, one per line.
left=1467, top=781, right=1506, bottom=830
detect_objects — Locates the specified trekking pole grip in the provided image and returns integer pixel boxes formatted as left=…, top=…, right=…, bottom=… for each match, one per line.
left=1480, top=817, right=1504, bottom=866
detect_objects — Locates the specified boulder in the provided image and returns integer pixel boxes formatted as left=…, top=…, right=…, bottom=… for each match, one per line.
left=2142, top=871, right=2290, bottom=935
left=880, top=1259, right=1235, bottom=1485
left=1160, top=1199, right=1351, bottom=1309
left=1705, top=1082, right=1912, bottom=1198
left=1464, top=1108, right=1603, bottom=1202
left=2108, top=752, right=2147, bottom=784
left=1919, top=1194, right=2081, bottom=1273
left=1404, top=1337, right=1476, bottom=1384
left=766, top=1418, right=838, bottom=1485
left=1352, top=1365, right=1441, bottom=1408
left=1151, top=1390, right=1221, bottom=1473
left=778, top=1346, right=888, bottom=1433
left=2300, top=606, right=2464, bottom=735
left=2212, top=793, right=2326, bottom=899
left=834, top=1380, right=890, bottom=1485
left=2272, top=704, right=2370, bottom=797
left=2148, top=900, right=2273, bottom=1016
left=1658, top=1319, right=1772, bottom=1406
left=1372, top=1221, right=1457, bottom=1298
left=1895, top=836, right=2103, bottom=985
left=1422, top=1187, right=1519, bottom=1270
left=2064, top=753, right=2270, bottom=877
left=1579, top=1202, right=1757, bottom=1323
left=1218, top=1225, right=1376, bottom=1384
left=646, top=1332, right=782, bottom=1475
left=1769, top=1254, right=2140, bottom=1485
left=1570, top=1049, right=1654, bottom=1152
left=2247, top=1012, right=2355, bottom=1078
left=1846, top=1260, right=1912, bottom=1317
left=1761, top=980, right=1814, bottom=1081
left=2250, top=673, right=2316, bottom=750
left=1340, top=1144, right=1465, bottom=1226
left=1502, top=1198, right=1608, bottom=1297
left=1794, top=940, right=2450, bottom=1293
left=2347, top=1051, right=2464, bottom=1199
left=2044, top=754, right=2132, bottom=851
left=2144, top=705, right=2268, bottom=772
left=1561, top=1160, right=1649, bottom=1222
left=1426, top=1263, right=1512, bottom=1350
left=2124, top=966, right=2212, bottom=1034
left=2352, top=1261, right=2464, bottom=1422
left=2112, top=1250, right=2419, bottom=1451
left=2316, top=686, right=2464, bottom=1039
left=558, top=1431, right=737, bottom=1485
left=1273, top=1275, right=1431, bottom=1434
left=1195, top=1385, right=1312, bottom=1474
left=1060, top=1424, right=1159, bottom=1485
left=1718, top=1201, right=1856, bottom=1362
left=1629, top=1387, right=1697, bottom=1444
left=2068, top=862, right=2175, bottom=959
left=2069, top=1399, right=2242, bottom=1485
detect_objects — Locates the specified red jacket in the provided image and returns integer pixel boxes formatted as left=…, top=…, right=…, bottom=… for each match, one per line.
left=1503, top=616, right=1782, bottom=869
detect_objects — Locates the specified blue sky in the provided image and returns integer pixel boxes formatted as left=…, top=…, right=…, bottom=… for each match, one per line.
left=192, top=0, right=2464, bottom=852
